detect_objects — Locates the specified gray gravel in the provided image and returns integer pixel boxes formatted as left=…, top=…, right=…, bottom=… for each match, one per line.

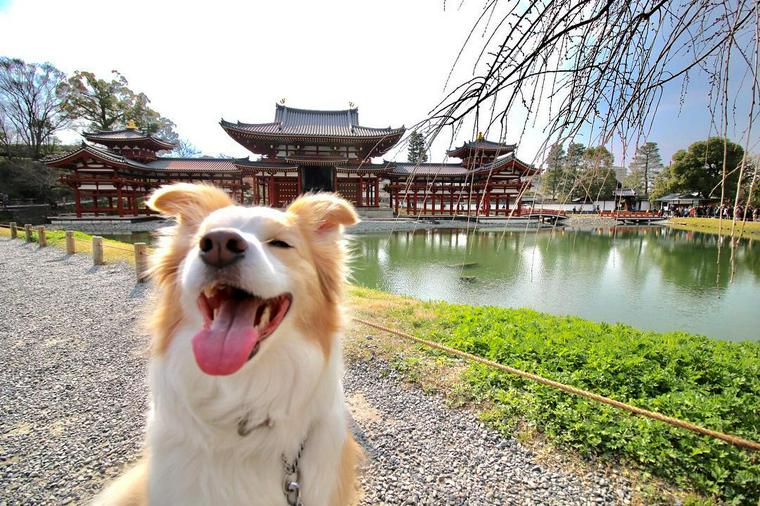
left=0, top=238, right=632, bottom=505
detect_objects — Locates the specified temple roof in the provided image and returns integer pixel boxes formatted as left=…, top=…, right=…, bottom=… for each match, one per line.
left=83, top=127, right=176, bottom=151
left=220, top=104, right=405, bottom=139
left=447, top=139, right=516, bottom=159
left=388, top=154, right=538, bottom=178
left=45, top=143, right=243, bottom=174
left=389, top=162, right=468, bottom=177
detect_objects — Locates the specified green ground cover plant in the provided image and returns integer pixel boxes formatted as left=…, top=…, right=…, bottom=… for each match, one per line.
left=351, top=289, right=760, bottom=504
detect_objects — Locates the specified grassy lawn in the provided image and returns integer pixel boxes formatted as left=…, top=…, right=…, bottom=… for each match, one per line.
left=346, top=286, right=760, bottom=505
left=0, top=226, right=136, bottom=264
left=3, top=225, right=758, bottom=503
left=667, top=217, right=760, bottom=240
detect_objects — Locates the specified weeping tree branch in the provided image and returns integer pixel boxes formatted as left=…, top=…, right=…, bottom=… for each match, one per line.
left=425, top=0, right=759, bottom=162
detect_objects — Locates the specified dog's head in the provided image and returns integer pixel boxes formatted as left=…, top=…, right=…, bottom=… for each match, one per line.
left=146, top=183, right=358, bottom=376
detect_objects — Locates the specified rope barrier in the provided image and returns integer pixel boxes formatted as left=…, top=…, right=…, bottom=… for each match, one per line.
left=102, top=244, right=135, bottom=253
left=352, top=317, right=760, bottom=452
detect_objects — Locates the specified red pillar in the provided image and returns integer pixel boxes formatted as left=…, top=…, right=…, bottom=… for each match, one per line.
left=74, top=186, right=82, bottom=218
left=374, top=177, right=380, bottom=207
left=116, top=185, right=124, bottom=217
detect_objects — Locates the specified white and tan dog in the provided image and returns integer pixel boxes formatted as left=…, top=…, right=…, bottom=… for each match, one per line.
left=94, top=183, right=361, bottom=506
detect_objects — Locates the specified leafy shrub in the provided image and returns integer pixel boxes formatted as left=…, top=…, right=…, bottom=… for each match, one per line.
left=394, top=303, right=760, bottom=504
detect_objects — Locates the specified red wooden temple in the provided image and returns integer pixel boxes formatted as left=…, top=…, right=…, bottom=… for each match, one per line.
left=386, top=138, right=539, bottom=216
left=46, top=121, right=250, bottom=217
left=47, top=106, right=538, bottom=218
left=220, top=104, right=404, bottom=208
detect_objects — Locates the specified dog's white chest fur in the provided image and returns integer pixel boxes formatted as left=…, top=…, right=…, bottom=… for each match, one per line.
left=146, top=324, right=348, bottom=506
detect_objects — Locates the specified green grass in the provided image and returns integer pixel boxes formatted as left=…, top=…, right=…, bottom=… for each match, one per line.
left=667, top=217, right=760, bottom=240
left=0, top=227, right=137, bottom=264
left=347, top=287, right=760, bottom=505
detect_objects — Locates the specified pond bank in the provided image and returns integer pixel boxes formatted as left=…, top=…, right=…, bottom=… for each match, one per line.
left=667, top=216, right=760, bottom=240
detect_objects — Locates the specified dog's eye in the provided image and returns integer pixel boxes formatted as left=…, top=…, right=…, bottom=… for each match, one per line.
left=268, top=239, right=292, bottom=249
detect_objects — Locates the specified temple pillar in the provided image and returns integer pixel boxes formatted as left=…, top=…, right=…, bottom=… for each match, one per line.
left=116, top=185, right=124, bottom=217
left=74, top=186, right=82, bottom=218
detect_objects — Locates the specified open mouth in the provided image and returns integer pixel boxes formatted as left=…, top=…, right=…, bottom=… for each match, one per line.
left=192, top=284, right=292, bottom=376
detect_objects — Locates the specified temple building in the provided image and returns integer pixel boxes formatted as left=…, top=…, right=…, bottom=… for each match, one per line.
left=221, top=104, right=404, bottom=208
left=46, top=120, right=249, bottom=217
left=386, top=136, right=539, bottom=216
left=47, top=105, right=538, bottom=218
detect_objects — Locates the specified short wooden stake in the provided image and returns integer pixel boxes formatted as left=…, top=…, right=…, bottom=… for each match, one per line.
left=65, top=231, right=75, bottom=254
left=92, top=236, right=104, bottom=265
left=10, top=222, right=17, bottom=239
left=37, top=226, right=47, bottom=247
left=24, top=224, right=32, bottom=242
left=134, top=242, right=149, bottom=282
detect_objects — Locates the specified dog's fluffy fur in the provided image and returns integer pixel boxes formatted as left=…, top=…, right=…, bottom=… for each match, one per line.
left=93, top=183, right=361, bottom=506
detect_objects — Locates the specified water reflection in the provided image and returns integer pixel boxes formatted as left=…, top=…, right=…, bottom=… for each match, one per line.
left=349, top=227, right=759, bottom=342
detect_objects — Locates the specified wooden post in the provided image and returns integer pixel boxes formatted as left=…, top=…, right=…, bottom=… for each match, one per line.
left=65, top=231, right=75, bottom=254
left=37, top=226, right=47, bottom=247
left=92, top=236, right=104, bottom=265
left=24, top=224, right=32, bottom=242
left=9, top=222, right=17, bottom=239
left=134, top=242, right=148, bottom=282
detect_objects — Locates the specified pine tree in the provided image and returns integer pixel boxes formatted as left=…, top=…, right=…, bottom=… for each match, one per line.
left=541, top=143, right=566, bottom=200
left=407, top=131, right=428, bottom=164
left=628, top=142, right=663, bottom=196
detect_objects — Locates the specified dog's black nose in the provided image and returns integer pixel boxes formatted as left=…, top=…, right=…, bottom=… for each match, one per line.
left=199, top=229, right=247, bottom=268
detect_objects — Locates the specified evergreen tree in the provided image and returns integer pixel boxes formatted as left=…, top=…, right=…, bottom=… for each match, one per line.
left=541, top=143, right=566, bottom=200
left=572, top=146, right=616, bottom=200
left=627, top=142, right=663, bottom=196
left=669, top=137, right=743, bottom=199
left=407, top=131, right=428, bottom=164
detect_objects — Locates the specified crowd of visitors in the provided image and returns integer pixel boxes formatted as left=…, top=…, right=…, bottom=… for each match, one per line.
left=668, top=204, right=760, bottom=221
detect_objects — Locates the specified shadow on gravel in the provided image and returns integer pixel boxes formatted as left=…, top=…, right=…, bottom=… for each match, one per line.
left=45, top=254, right=75, bottom=263
left=129, top=283, right=151, bottom=299
left=86, top=265, right=103, bottom=274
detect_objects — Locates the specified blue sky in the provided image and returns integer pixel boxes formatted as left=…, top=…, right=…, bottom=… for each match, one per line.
left=0, top=0, right=755, bottom=168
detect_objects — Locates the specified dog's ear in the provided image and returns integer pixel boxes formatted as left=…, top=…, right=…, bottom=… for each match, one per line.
left=287, top=193, right=359, bottom=236
left=147, top=183, right=233, bottom=226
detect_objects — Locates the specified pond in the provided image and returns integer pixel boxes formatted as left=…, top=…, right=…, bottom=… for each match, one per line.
left=349, top=227, right=760, bottom=342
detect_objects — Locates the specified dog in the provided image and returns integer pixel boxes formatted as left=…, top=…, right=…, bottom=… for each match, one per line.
left=93, top=183, right=362, bottom=506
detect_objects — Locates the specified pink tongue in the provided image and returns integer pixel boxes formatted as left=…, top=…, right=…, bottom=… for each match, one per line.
left=192, top=298, right=262, bottom=375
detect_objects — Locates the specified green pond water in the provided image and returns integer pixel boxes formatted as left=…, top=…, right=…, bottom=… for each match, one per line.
left=106, top=227, right=760, bottom=342
left=348, top=227, right=760, bottom=342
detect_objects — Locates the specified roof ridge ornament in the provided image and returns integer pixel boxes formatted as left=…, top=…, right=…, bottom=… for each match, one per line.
left=126, top=119, right=138, bottom=130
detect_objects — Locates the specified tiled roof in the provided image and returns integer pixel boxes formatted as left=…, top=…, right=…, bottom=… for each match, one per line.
left=148, top=158, right=243, bottom=173
left=447, top=140, right=516, bottom=158
left=45, top=145, right=244, bottom=174
left=388, top=154, right=537, bottom=178
left=389, top=163, right=469, bottom=176
left=220, top=104, right=404, bottom=139
left=84, top=128, right=176, bottom=150
left=44, top=142, right=152, bottom=169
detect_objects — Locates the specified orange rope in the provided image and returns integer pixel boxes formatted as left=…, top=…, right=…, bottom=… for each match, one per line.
left=352, top=317, right=760, bottom=452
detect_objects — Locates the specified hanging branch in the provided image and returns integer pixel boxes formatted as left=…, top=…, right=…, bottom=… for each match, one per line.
left=426, top=0, right=759, bottom=159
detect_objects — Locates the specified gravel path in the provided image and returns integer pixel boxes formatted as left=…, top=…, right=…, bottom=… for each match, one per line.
left=0, top=238, right=632, bottom=505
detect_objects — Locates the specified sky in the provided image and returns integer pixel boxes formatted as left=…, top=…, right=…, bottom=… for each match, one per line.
left=0, top=0, right=755, bottom=168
